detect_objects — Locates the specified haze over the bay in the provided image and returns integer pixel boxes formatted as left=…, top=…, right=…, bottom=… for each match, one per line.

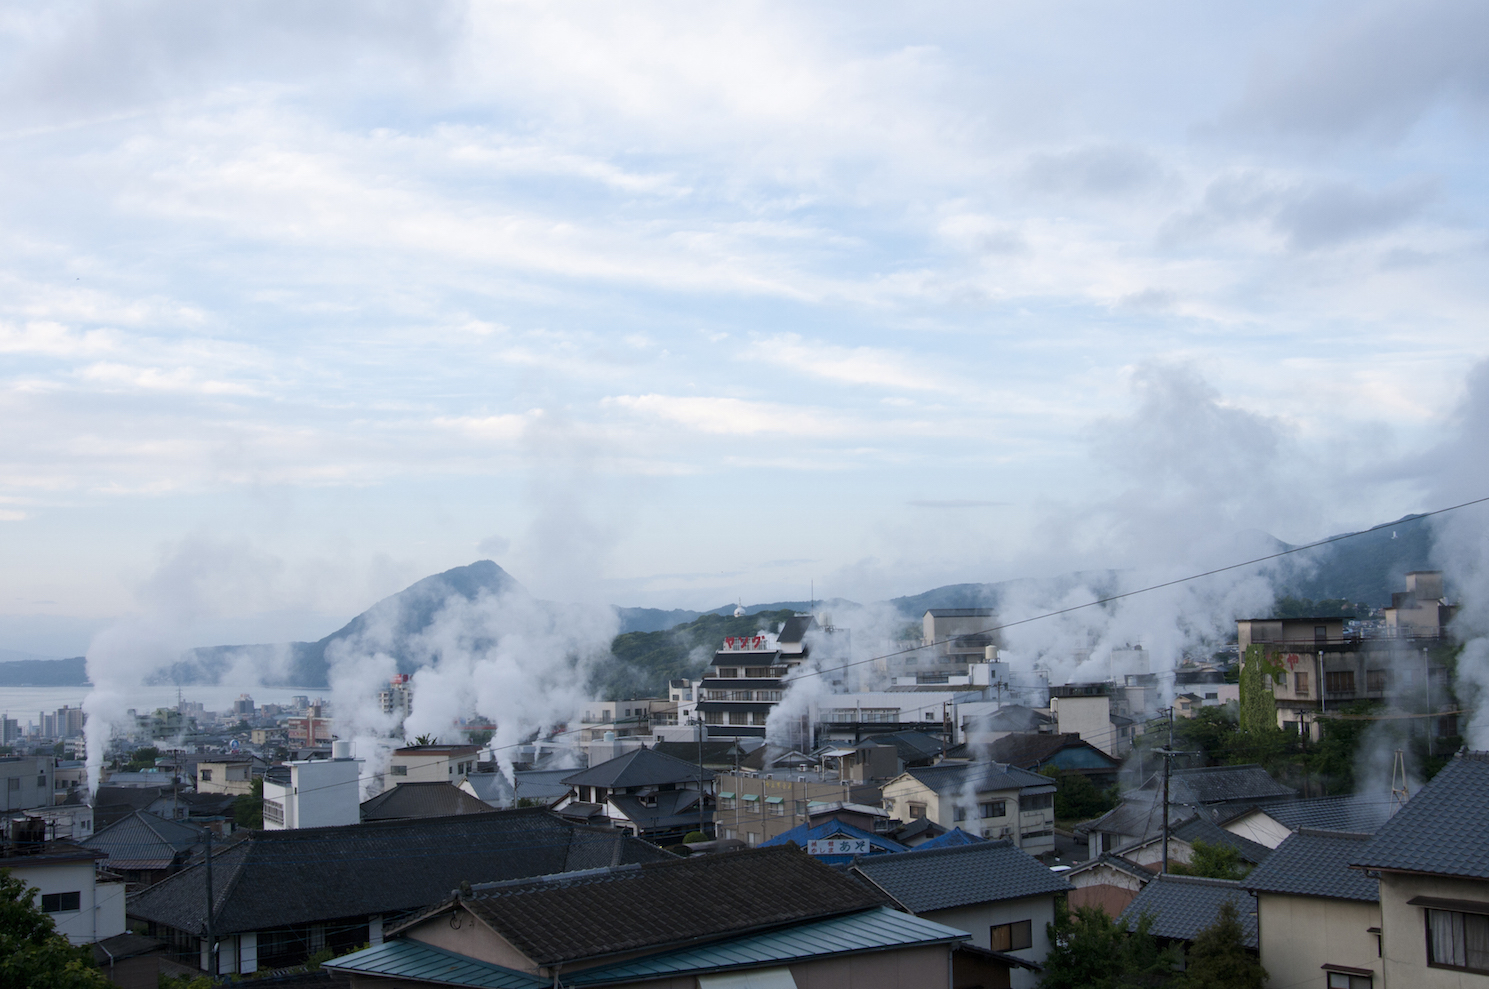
left=3, top=2, right=1488, bottom=657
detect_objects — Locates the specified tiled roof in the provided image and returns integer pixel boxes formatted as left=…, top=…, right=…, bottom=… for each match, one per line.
left=126, top=809, right=675, bottom=935
left=82, top=810, right=203, bottom=870
left=1137, top=764, right=1295, bottom=805
left=911, top=827, right=985, bottom=850
left=1119, top=875, right=1257, bottom=947
left=1171, top=816, right=1273, bottom=865
left=859, top=729, right=946, bottom=763
left=760, top=816, right=906, bottom=856
left=1237, top=793, right=1397, bottom=834
left=560, top=747, right=714, bottom=789
left=902, top=762, right=1055, bottom=795
left=359, top=782, right=495, bottom=821
left=777, top=614, right=817, bottom=645
left=1245, top=830, right=1378, bottom=903
left=650, top=741, right=748, bottom=768
left=1352, top=751, right=1489, bottom=879
left=926, top=608, right=994, bottom=618
left=978, top=732, right=1121, bottom=770
left=607, top=789, right=707, bottom=832
left=332, top=906, right=966, bottom=988
left=452, top=845, right=888, bottom=966
left=853, top=839, right=1071, bottom=912
left=1076, top=795, right=1162, bottom=838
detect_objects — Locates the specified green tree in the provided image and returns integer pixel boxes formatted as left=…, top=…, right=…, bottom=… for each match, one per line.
left=1169, top=840, right=1251, bottom=880
left=0, top=869, right=111, bottom=989
left=1040, top=766, right=1116, bottom=821
left=1176, top=901, right=1266, bottom=989
left=1238, top=645, right=1279, bottom=735
left=233, top=776, right=264, bottom=829
left=1041, top=906, right=1178, bottom=989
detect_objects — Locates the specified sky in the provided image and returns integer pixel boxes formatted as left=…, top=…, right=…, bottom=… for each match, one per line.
left=2, top=1, right=1488, bottom=657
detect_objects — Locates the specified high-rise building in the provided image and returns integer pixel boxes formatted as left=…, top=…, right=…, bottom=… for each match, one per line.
left=378, top=674, right=412, bottom=722
left=0, top=716, right=19, bottom=745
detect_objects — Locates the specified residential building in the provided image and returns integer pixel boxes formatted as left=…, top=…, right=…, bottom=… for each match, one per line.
left=386, top=743, right=480, bottom=785
left=377, top=674, right=412, bottom=722
left=262, top=744, right=363, bottom=830
left=948, top=732, right=1122, bottom=789
left=359, top=781, right=494, bottom=822
left=1383, top=570, right=1455, bottom=635
left=554, top=746, right=712, bottom=843
left=695, top=627, right=806, bottom=741
left=81, top=810, right=205, bottom=889
left=1, top=822, right=126, bottom=946
left=881, top=762, right=1058, bottom=855
left=1221, top=793, right=1397, bottom=849
left=853, top=839, right=1072, bottom=989
left=1245, top=829, right=1382, bottom=989
left=1048, top=683, right=1121, bottom=755
left=324, top=845, right=973, bottom=989
left=1118, top=874, right=1258, bottom=961
left=0, top=753, right=55, bottom=812
left=194, top=756, right=254, bottom=797
left=127, top=808, right=674, bottom=976
left=231, top=694, right=255, bottom=718
left=40, top=704, right=86, bottom=739
left=713, top=766, right=881, bottom=848
left=1, top=714, right=19, bottom=745
left=1065, top=854, right=1156, bottom=916
left=285, top=705, right=334, bottom=746
left=1350, top=750, right=1489, bottom=986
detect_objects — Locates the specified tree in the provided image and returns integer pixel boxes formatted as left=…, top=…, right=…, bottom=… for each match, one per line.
left=233, top=776, right=264, bottom=829
left=0, top=869, right=111, bottom=989
left=1040, top=906, right=1178, bottom=989
left=1040, top=766, right=1116, bottom=821
left=1176, top=901, right=1266, bottom=989
left=1169, top=839, right=1251, bottom=880
left=413, top=733, right=438, bottom=746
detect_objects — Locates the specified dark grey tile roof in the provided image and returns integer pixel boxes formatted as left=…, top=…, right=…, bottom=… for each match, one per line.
left=777, top=615, right=817, bottom=644
left=977, top=732, right=1121, bottom=771
left=926, top=608, right=994, bottom=618
left=1352, top=751, right=1489, bottom=879
left=1119, top=875, right=1257, bottom=947
left=903, top=762, right=1055, bottom=795
left=561, top=747, right=714, bottom=789
left=650, top=741, right=749, bottom=768
left=1137, top=764, right=1295, bottom=805
left=1244, top=793, right=1398, bottom=834
left=1245, top=830, right=1378, bottom=903
left=359, top=782, right=495, bottom=821
left=1077, top=795, right=1163, bottom=838
left=454, top=845, right=888, bottom=966
left=126, top=809, right=675, bottom=936
left=1172, top=816, right=1273, bottom=865
left=83, top=810, right=204, bottom=870
left=853, top=839, right=1070, bottom=912
left=860, top=730, right=946, bottom=763
left=608, top=789, right=707, bottom=832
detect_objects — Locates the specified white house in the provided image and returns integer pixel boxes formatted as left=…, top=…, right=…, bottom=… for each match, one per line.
left=2, top=834, right=126, bottom=945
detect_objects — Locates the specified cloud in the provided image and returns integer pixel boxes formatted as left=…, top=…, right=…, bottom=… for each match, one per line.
left=1023, top=144, right=1171, bottom=198
left=907, top=499, right=1009, bottom=508
left=476, top=535, right=510, bottom=557
left=740, top=333, right=955, bottom=394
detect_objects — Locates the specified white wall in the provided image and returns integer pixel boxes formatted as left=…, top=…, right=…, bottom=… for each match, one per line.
left=9, top=859, right=125, bottom=945
left=924, top=894, right=1057, bottom=989
left=265, top=758, right=363, bottom=829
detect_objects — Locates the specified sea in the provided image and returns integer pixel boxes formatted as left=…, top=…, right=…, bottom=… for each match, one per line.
left=0, top=684, right=332, bottom=728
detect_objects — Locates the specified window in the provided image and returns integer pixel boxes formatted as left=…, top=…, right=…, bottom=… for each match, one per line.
left=954, top=806, right=967, bottom=822
left=767, top=798, right=784, bottom=817
left=795, top=800, right=807, bottom=816
left=1366, top=669, right=1388, bottom=692
left=729, top=712, right=749, bottom=725
left=1315, top=625, right=1328, bottom=643
left=990, top=920, right=1032, bottom=952
left=579, top=786, right=592, bottom=802
left=703, top=711, right=724, bottom=725
left=1327, top=974, right=1372, bottom=989
left=718, top=793, right=735, bottom=810
left=200, top=769, right=213, bottom=781
left=263, top=799, right=285, bottom=825
left=979, top=800, right=1006, bottom=818
left=6, top=778, right=18, bottom=792
left=1427, top=908, right=1489, bottom=974
left=390, top=764, right=408, bottom=776
left=745, top=667, right=771, bottom=678
left=1325, top=670, right=1356, bottom=697
left=908, top=802, right=927, bottom=819
left=716, top=668, right=738, bottom=678
left=41, top=891, right=81, bottom=913
left=1295, top=671, right=1310, bottom=696
left=1019, top=792, right=1054, bottom=812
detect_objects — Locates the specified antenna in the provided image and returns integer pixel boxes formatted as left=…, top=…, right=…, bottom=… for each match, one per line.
left=1391, top=749, right=1410, bottom=811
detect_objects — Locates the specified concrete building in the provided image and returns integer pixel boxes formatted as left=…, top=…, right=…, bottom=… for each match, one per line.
left=377, top=674, right=412, bottom=722
left=262, top=743, right=364, bottom=830
left=1, top=822, right=126, bottom=946
left=387, top=743, right=480, bottom=785
left=1048, top=683, right=1119, bottom=756
left=195, top=757, right=254, bottom=797
left=1, top=754, right=55, bottom=812
left=712, top=766, right=880, bottom=848
left=881, top=762, right=1057, bottom=855
left=1383, top=570, right=1455, bottom=636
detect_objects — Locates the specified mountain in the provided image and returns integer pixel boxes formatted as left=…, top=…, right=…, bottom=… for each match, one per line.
left=0, top=655, right=88, bottom=687
left=1273, top=513, right=1434, bottom=606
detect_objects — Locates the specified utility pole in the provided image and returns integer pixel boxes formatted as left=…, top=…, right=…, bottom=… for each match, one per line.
left=1155, top=706, right=1199, bottom=876
left=1425, top=647, right=1433, bottom=758
left=694, top=715, right=706, bottom=838
left=204, top=829, right=215, bottom=977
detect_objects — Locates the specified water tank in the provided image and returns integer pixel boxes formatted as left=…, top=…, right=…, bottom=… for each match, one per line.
left=604, top=731, right=616, bottom=742
left=331, top=740, right=352, bottom=761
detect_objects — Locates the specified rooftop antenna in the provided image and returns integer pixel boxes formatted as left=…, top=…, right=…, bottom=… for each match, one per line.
left=1391, top=748, right=1410, bottom=811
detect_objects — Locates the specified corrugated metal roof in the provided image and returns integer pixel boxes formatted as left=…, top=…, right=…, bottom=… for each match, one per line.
left=326, top=939, right=546, bottom=988
left=565, top=907, right=969, bottom=985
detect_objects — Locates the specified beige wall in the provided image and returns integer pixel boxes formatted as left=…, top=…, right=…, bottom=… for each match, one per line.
left=790, top=944, right=950, bottom=989
left=923, top=896, right=1054, bottom=989
left=1050, top=695, right=1113, bottom=756
left=407, top=908, right=540, bottom=975
left=1257, top=893, right=1381, bottom=989
left=1379, top=872, right=1489, bottom=988
left=880, top=774, right=1050, bottom=852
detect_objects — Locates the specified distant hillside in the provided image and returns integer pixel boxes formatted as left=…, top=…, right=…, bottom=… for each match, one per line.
left=0, top=655, right=88, bottom=687
left=1273, top=514, right=1434, bottom=607
left=597, top=609, right=800, bottom=699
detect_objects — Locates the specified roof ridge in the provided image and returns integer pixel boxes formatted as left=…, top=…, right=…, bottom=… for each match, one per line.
left=1296, top=827, right=1374, bottom=840
left=1153, top=873, right=1245, bottom=887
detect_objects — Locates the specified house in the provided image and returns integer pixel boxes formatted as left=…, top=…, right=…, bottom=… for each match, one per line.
left=1065, top=853, right=1156, bottom=916
left=649, top=739, right=754, bottom=771
left=386, top=743, right=481, bottom=785
left=1382, top=570, right=1455, bottom=635
left=127, top=808, right=675, bottom=976
left=760, top=815, right=908, bottom=864
left=1221, top=793, right=1398, bottom=849
left=1349, top=749, right=1489, bottom=985
left=1245, top=829, right=1381, bottom=989
left=359, top=781, right=494, bottom=821
left=326, top=844, right=972, bottom=989
left=554, top=746, right=713, bottom=844
left=852, top=838, right=1071, bottom=988
left=881, top=762, right=1058, bottom=854
left=81, top=810, right=205, bottom=889
left=263, top=748, right=364, bottom=830
left=460, top=767, right=574, bottom=808
left=90, top=932, right=167, bottom=989
left=1081, top=763, right=1295, bottom=858
left=1118, top=874, right=1258, bottom=956
left=1093, top=812, right=1273, bottom=876
left=0, top=822, right=126, bottom=946
left=950, top=732, right=1122, bottom=787
left=194, top=756, right=255, bottom=797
